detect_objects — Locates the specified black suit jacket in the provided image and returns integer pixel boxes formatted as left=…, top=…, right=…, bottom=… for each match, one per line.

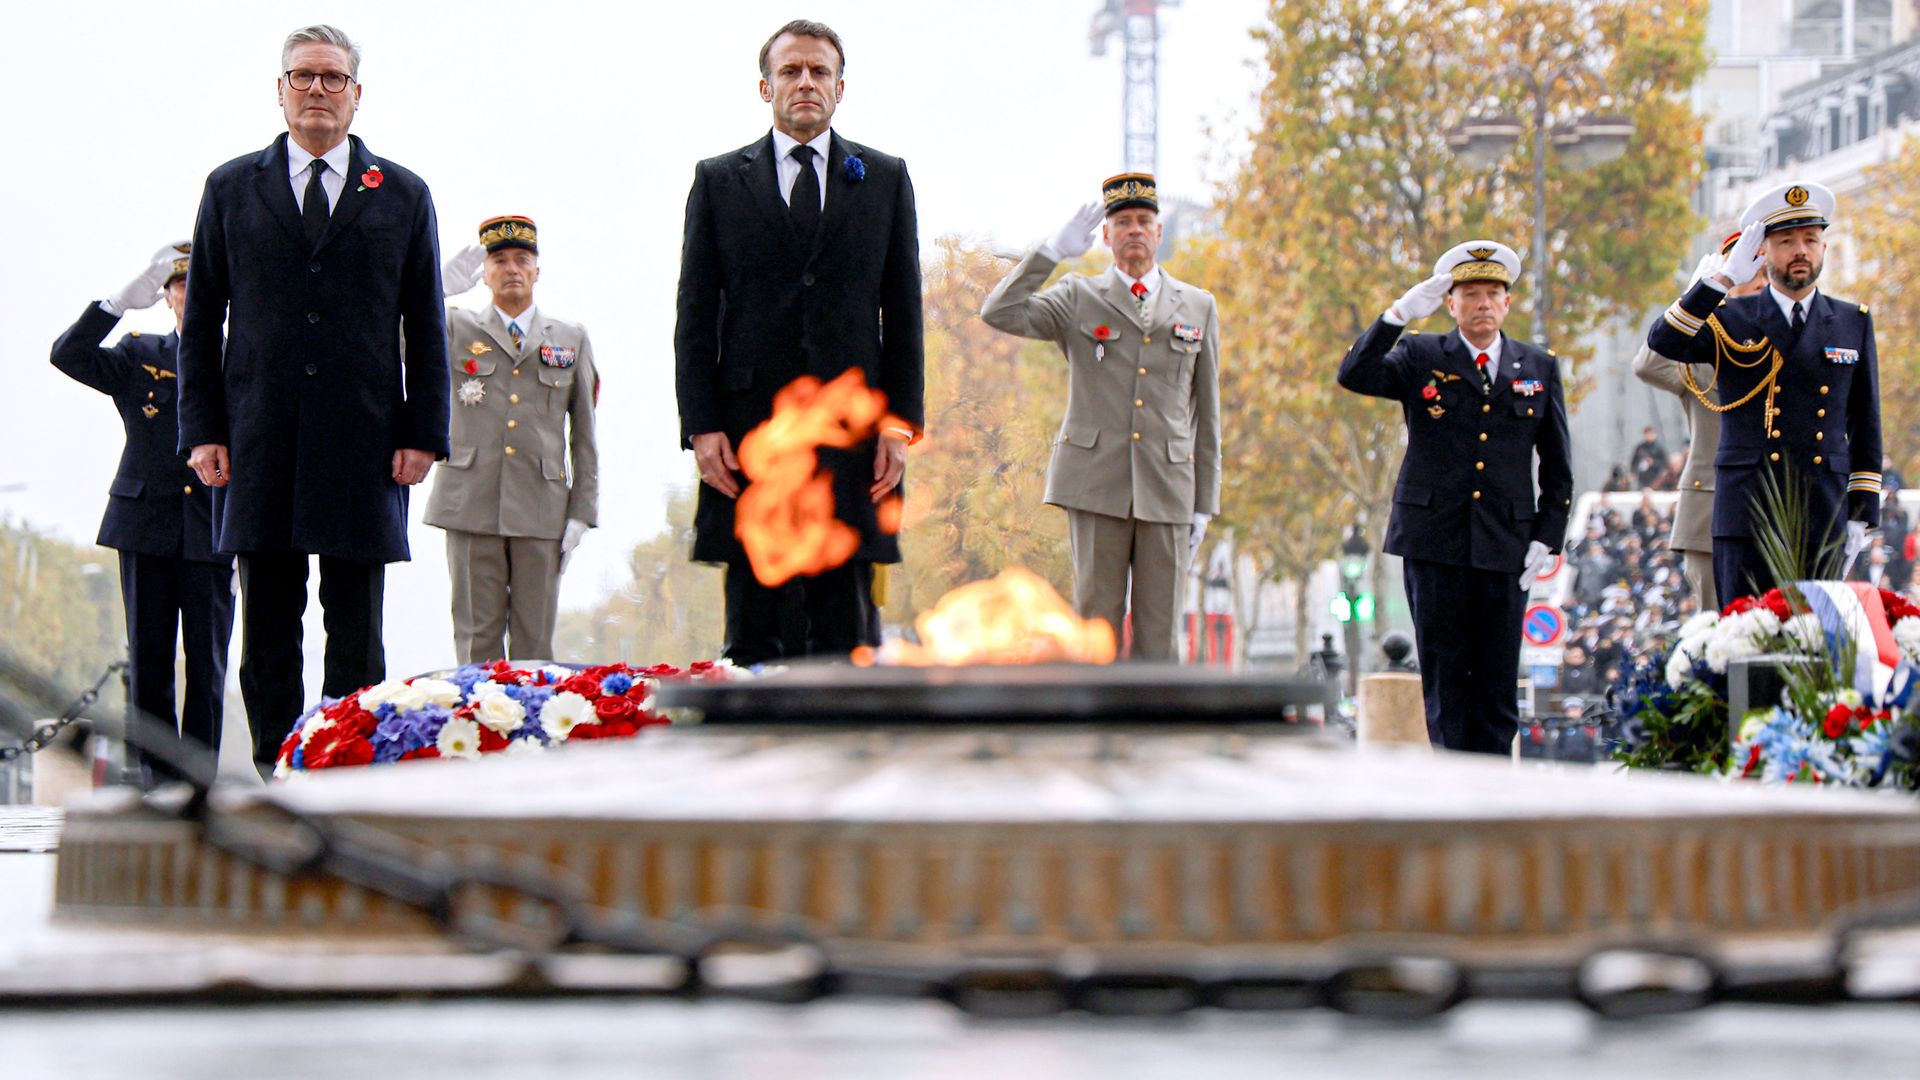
left=50, top=303, right=227, bottom=564
left=177, top=133, right=449, bottom=564
left=1338, top=320, right=1574, bottom=572
left=674, top=130, right=925, bottom=565
left=1648, top=281, right=1881, bottom=539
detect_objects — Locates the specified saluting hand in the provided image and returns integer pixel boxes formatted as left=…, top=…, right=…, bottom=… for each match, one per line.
left=1716, top=221, right=1766, bottom=289
left=1388, top=272, right=1453, bottom=324
left=1044, top=201, right=1104, bottom=260
left=106, top=240, right=189, bottom=315
left=440, top=244, right=487, bottom=297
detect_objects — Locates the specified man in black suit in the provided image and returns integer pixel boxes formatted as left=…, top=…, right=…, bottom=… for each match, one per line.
left=177, top=24, right=448, bottom=776
left=674, top=19, right=924, bottom=665
left=1338, top=241, right=1574, bottom=753
left=51, top=242, right=234, bottom=783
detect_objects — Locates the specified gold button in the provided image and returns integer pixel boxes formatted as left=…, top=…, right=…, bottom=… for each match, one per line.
left=1472, top=490, right=1482, bottom=499
left=183, top=485, right=192, bottom=494
left=1138, top=367, right=1147, bottom=375
left=1817, top=408, right=1826, bottom=417
left=507, top=419, right=518, bottom=429
left=1770, top=452, right=1780, bottom=462
left=1143, top=337, right=1152, bottom=344
left=1814, top=456, right=1824, bottom=465
left=1131, top=432, right=1141, bottom=441
left=509, top=394, right=520, bottom=404
left=1475, top=461, right=1485, bottom=470
left=1820, top=385, right=1829, bottom=395
left=1478, top=433, right=1488, bottom=442
left=1770, top=430, right=1781, bottom=438
left=1816, top=431, right=1824, bottom=440
left=514, top=368, right=522, bottom=377
left=1482, top=404, right=1491, bottom=413
left=505, top=446, right=516, bottom=456
left=1693, top=480, right=1702, bottom=488
left=147, top=391, right=155, bottom=399
left=1527, top=408, right=1535, bottom=416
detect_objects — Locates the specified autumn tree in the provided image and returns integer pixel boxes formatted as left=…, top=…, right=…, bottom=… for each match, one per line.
left=1204, top=0, right=1708, bottom=651
left=1845, top=136, right=1920, bottom=467
left=0, top=516, right=126, bottom=702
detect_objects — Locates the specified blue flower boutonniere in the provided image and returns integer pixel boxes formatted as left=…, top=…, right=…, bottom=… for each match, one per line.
left=843, top=154, right=866, bottom=182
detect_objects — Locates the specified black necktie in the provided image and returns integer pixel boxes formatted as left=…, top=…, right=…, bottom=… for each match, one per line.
left=302, top=159, right=330, bottom=246
left=1790, top=300, right=1806, bottom=341
left=789, top=145, right=821, bottom=239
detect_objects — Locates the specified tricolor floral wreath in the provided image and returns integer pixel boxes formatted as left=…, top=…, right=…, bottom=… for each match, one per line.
left=275, top=660, right=735, bottom=777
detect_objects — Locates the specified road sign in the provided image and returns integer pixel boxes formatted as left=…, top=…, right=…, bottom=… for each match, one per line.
left=1522, top=604, right=1566, bottom=648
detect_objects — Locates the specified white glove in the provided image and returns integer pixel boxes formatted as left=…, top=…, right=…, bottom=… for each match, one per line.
left=1685, top=251, right=1720, bottom=290
left=441, top=244, right=487, bottom=296
left=104, top=241, right=186, bottom=316
left=559, top=518, right=590, bottom=574
left=1518, top=540, right=1553, bottom=590
left=1385, top=272, right=1453, bottom=325
left=1039, top=201, right=1104, bottom=261
left=1713, top=220, right=1766, bottom=292
left=1846, top=521, right=1871, bottom=563
left=1188, top=512, right=1211, bottom=561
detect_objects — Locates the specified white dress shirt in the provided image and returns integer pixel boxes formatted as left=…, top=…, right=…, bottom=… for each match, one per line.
left=1768, top=283, right=1819, bottom=327
left=494, top=304, right=538, bottom=346
left=771, top=127, right=831, bottom=211
left=1115, top=264, right=1163, bottom=299
left=287, top=137, right=352, bottom=214
left=1459, top=330, right=1503, bottom=372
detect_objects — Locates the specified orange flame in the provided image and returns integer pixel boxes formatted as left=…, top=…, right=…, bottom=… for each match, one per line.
left=855, top=566, right=1117, bottom=666
left=735, top=369, right=907, bottom=587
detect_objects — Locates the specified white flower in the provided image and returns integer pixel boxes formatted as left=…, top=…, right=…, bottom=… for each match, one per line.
left=357, top=680, right=412, bottom=710
left=504, top=737, right=544, bottom=756
left=540, top=691, right=594, bottom=742
left=298, top=713, right=336, bottom=748
left=384, top=681, right=432, bottom=713
left=1679, top=611, right=1719, bottom=639
left=466, top=679, right=508, bottom=703
left=411, top=678, right=463, bottom=708
left=1782, top=613, right=1825, bottom=653
left=436, top=715, right=483, bottom=760
left=458, top=378, right=486, bottom=406
left=1894, top=616, right=1920, bottom=664
left=473, top=692, right=527, bottom=734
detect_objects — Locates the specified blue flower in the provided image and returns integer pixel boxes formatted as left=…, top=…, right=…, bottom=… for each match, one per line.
left=372, top=704, right=451, bottom=762
left=843, top=154, right=865, bottom=182
left=600, top=672, right=634, bottom=696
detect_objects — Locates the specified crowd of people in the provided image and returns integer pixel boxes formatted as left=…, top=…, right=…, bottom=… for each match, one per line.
left=1557, top=496, right=1702, bottom=706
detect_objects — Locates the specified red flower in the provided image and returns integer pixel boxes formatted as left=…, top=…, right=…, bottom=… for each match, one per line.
left=1720, top=596, right=1756, bottom=617
left=1741, top=744, right=1762, bottom=778
left=594, top=695, right=638, bottom=722
left=570, top=718, right=639, bottom=741
left=1421, top=385, right=1439, bottom=400
left=305, top=729, right=374, bottom=769
left=276, top=730, right=301, bottom=765
left=400, top=745, right=440, bottom=761
left=1823, top=703, right=1853, bottom=739
left=463, top=358, right=478, bottom=375
left=1882, top=589, right=1920, bottom=623
left=337, top=708, right=379, bottom=739
left=478, top=727, right=508, bottom=754
left=559, top=673, right=602, bottom=697
left=689, top=661, right=717, bottom=674
left=360, top=167, right=383, bottom=189
left=1130, top=281, right=1148, bottom=299
left=1093, top=325, right=1113, bottom=341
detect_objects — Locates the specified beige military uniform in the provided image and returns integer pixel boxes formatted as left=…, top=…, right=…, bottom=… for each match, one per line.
left=981, top=249, right=1222, bottom=659
left=1631, top=344, right=1719, bottom=610
left=425, top=305, right=600, bottom=661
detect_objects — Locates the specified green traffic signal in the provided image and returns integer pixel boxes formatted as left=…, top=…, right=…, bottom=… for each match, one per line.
left=1355, top=593, right=1375, bottom=622
left=1329, top=591, right=1353, bottom=623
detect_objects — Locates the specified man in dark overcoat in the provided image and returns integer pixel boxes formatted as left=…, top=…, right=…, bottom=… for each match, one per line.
left=674, top=18, right=925, bottom=665
left=177, top=24, right=448, bottom=775
left=51, top=241, right=234, bottom=783
left=1338, top=241, right=1574, bottom=754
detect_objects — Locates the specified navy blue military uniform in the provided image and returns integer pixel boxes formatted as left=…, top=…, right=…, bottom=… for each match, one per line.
left=51, top=303, right=233, bottom=780
left=1338, top=321, right=1573, bottom=752
left=1647, top=281, right=1881, bottom=603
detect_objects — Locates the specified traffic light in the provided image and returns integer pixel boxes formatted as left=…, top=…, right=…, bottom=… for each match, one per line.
left=1340, top=555, right=1366, bottom=581
left=1329, top=591, right=1353, bottom=623
left=1355, top=593, right=1376, bottom=622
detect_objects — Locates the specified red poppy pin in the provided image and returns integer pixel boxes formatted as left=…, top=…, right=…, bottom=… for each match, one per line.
left=1094, top=325, right=1114, bottom=341
left=1130, top=281, right=1148, bottom=299
left=463, top=358, right=479, bottom=375
left=1421, top=384, right=1439, bottom=400
left=358, top=164, right=384, bottom=192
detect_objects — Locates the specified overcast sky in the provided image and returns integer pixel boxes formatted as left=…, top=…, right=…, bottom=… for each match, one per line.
left=5, top=0, right=1268, bottom=688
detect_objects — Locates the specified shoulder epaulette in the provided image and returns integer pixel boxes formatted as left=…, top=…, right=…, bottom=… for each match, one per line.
left=129, top=331, right=141, bottom=338
left=1860, top=303, right=1871, bottom=314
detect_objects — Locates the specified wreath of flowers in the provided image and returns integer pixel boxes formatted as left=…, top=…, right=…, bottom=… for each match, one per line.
left=274, top=659, right=734, bottom=777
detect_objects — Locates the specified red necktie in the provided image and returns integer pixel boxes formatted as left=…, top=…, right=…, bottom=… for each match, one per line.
left=1131, top=280, right=1148, bottom=312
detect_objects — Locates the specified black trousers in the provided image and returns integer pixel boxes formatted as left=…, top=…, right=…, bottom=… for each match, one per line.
left=1712, top=537, right=1773, bottom=610
left=237, top=553, right=385, bottom=766
left=1401, top=557, right=1526, bottom=754
left=117, top=552, right=234, bottom=782
left=722, top=560, right=876, bottom=667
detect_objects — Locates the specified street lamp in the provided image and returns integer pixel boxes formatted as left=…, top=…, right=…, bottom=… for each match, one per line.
left=1445, top=64, right=1633, bottom=352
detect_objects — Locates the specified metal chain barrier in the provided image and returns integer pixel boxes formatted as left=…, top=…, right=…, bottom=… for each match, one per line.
left=0, top=659, right=123, bottom=763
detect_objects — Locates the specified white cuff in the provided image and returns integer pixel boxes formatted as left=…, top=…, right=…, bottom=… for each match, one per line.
left=98, top=299, right=123, bottom=317
left=1698, top=274, right=1730, bottom=294
left=1035, top=241, right=1062, bottom=263
left=1381, top=306, right=1406, bottom=327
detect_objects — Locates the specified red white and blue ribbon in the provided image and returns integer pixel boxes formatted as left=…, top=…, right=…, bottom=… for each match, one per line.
left=1794, top=580, right=1917, bottom=707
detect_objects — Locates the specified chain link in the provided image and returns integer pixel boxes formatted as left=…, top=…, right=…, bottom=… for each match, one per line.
left=0, top=659, right=125, bottom=763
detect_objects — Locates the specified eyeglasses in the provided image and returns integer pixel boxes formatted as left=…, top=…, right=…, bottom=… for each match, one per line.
left=284, top=69, right=353, bottom=94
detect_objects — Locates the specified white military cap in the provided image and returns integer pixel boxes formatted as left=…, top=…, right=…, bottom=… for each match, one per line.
left=1433, top=240, right=1522, bottom=287
left=1738, top=180, right=1835, bottom=235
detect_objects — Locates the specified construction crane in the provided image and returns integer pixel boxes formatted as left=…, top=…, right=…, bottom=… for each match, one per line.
left=1088, top=0, right=1181, bottom=176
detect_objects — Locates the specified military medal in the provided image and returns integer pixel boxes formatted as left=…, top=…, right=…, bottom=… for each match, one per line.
left=458, top=379, right=485, bottom=406
left=539, top=345, right=576, bottom=369
left=1825, top=346, right=1859, bottom=365
left=1093, top=323, right=1113, bottom=363
left=1172, top=323, right=1203, bottom=344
